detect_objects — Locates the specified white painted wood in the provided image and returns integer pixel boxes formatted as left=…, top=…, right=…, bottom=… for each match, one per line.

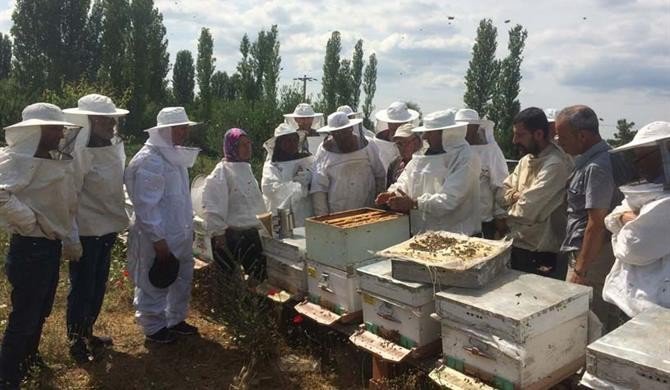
left=265, top=253, right=307, bottom=295
left=305, top=259, right=377, bottom=314
left=305, top=208, right=410, bottom=271
left=357, top=259, right=434, bottom=307
left=585, top=307, right=670, bottom=390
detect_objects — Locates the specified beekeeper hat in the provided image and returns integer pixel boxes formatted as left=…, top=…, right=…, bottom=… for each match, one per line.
left=143, top=107, right=200, bottom=132
left=375, top=101, right=420, bottom=123
left=4, top=102, right=80, bottom=130
left=63, top=94, right=129, bottom=117
left=317, top=112, right=363, bottom=133
left=611, top=121, right=670, bottom=153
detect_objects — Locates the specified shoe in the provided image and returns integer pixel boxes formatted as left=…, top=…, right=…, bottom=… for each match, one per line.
left=87, top=335, right=114, bottom=349
left=145, top=328, right=177, bottom=344
left=69, top=339, right=93, bottom=364
left=167, top=321, right=199, bottom=336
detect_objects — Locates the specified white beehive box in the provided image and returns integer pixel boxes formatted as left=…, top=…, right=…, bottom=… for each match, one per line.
left=261, top=227, right=307, bottom=261
left=305, top=208, right=410, bottom=271
left=357, top=259, right=440, bottom=348
left=435, top=270, right=592, bottom=389
left=583, top=307, right=670, bottom=390
left=381, top=232, right=512, bottom=289
left=265, top=253, right=307, bottom=296
left=306, top=258, right=376, bottom=315
left=192, top=215, right=213, bottom=262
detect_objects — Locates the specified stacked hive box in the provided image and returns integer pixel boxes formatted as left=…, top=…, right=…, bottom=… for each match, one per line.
left=582, top=307, right=670, bottom=389
left=303, top=208, right=410, bottom=316
left=434, top=270, right=592, bottom=389
left=356, top=259, right=440, bottom=351
left=261, top=227, right=308, bottom=297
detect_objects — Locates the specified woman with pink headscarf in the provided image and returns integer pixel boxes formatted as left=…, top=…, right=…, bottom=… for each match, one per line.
left=196, top=128, right=267, bottom=279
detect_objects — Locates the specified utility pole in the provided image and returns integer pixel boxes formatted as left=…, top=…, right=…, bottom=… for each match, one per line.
left=293, top=74, right=317, bottom=101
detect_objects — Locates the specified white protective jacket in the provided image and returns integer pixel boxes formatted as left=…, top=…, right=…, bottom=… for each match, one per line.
left=311, top=141, right=386, bottom=214
left=370, top=136, right=401, bottom=174
left=389, top=139, right=481, bottom=235
left=67, top=120, right=128, bottom=238
left=471, top=125, right=508, bottom=222
left=198, top=161, right=266, bottom=236
left=261, top=156, right=314, bottom=227
left=0, top=125, right=77, bottom=240
left=602, top=184, right=670, bottom=317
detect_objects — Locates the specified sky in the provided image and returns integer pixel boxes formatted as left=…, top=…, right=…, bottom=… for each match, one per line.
left=1, top=0, right=669, bottom=138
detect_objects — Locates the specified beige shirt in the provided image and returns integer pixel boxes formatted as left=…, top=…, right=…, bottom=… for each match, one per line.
left=501, top=143, right=573, bottom=252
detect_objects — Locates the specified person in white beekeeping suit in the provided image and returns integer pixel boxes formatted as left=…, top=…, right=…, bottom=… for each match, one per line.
left=283, top=103, right=324, bottom=155
left=61, top=94, right=129, bottom=363
left=197, top=128, right=267, bottom=279
left=373, top=101, right=421, bottom=173
left=376, top=109, right=481, bottom=236
left=124, top=107, right=201, bottom=344
left=0, top=103, right=80, bottom=387
left=311, top=112, right=386, bottom=216
left=261, top=123, right=313, bottom=227
left=455, top=109, right=508, bottom=239
left=602, top=121, right=670, bottom=323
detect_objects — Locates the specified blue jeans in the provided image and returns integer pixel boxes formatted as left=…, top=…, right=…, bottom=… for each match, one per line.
left=66, top=233, right=116, bottom=341
left=0, top=235, right=61, bottom=385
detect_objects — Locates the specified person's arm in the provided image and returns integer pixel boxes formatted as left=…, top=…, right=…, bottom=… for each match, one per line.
left=0, top=189, right=37, bottom=235
left=367, top=142, right=387, bottom=194
left=201, top=167, right=230, bottom=238
left=508, top=161, right=570, bottom=223
left=62, top=150, right=91, bottom=261
left=309, top=151, right=330, bottom=215
left=612, top=198, right=670, bottom=266
left=571, top=208, right=609, bottom=284
left=500, top=162, right=520, bottom=208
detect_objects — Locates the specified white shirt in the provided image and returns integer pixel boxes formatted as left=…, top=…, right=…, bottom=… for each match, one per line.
left=261, top=156, right=314, bottom=227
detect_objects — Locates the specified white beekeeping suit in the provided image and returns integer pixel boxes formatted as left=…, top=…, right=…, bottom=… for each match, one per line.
left=372, top=102, right=421, bottom=172
left=62, top=95, right=129, bottom=255
left=455, top=109, right=508, bottom=224
left=261, top=124, right=313, bottom=227
left=0, top=104, right=79, bottom=240
left=388, top=109, right=481, bottom=235
left=311, top=112, right=386, bottom=215
left=124, top=108, right=200, bottom=336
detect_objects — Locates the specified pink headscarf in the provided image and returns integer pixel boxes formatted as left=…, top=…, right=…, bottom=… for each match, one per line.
left=223, top=128, right=249, bottom=162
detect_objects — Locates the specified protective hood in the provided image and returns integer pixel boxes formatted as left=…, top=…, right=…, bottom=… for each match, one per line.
left=469, top=121, right=508, bottom=188
left=3, top=125, right=43, bottom=156
left=442, top=125, right=468, bottom=149
left=145, top=127, right=200, bottom=168
left=620, top=182, right=668, bottom=210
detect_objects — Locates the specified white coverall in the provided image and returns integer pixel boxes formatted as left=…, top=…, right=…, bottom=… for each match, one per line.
left=370, top=137, right=401, bottom=174
left=197, top=161, right=267, bottom=236
left=471, top=126, right=508, bottom=223
left=124, top=127, right=199, bottom=335
left=0, top=126, right=77, bottom=239
left=311, top=141, right=386, bottom=215
left=602, top=184, right=670, bottom=318
left=261, top=156, right=314, bottom=227
left=65, top=122, right=128, bottom=246
left=388, top=132, right=481, bottom=235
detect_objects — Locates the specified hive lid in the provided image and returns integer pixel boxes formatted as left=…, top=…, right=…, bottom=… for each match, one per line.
left=588, top=307, right=670, bottom=373
left=436, top=270, right=591, bottom=323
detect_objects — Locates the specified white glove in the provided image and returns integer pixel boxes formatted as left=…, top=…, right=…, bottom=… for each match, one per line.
left=62, top=242, right=84, bottom=262
left=0, top=194, right=37, bottom=235
left=293, top=169, right=312, bottom=188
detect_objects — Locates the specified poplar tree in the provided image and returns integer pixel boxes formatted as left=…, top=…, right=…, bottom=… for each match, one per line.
left=463, top=19, right=498, bottom=118
left=173, top=50, right=195, bottom=106
left=0, top=33, right=11, bottom=79
left=351, top=39, right=364, bottom=110
left=197, top=27, right=215, bottom=108
left=321, top=31, right=341, bottom=115
left=362, top=53, right=377, bottom=129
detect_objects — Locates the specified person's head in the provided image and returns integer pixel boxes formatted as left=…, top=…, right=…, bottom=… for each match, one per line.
left=465, top=123, right=486, bottom=145
left=171, top=124, right=190, bottom=146
left=89, top=115, right=117, bottom=141
left=38, top=125, right=65, bottom=152
left=224, top=127, right=251, bottom=162
left=276, top=133, right=300, bottom=157
left=393, top=123, right=422, bottom=162
left=331, top=126, right=355, bottom=150
left=632, top=145, right=663, bottom=182
left=611, top=121, right=670, bottom=182
left=386, top=121, right=406, bottom=137
left=422, top=130, right=443, bottom=150
left=295, top=116, right=313, bottom=130
left=512, top=107, right=550, bottom=157
left=555, top=105, right=601, bottom=156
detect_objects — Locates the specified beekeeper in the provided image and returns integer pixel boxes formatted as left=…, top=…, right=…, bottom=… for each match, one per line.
left=386, top=123, right=423, bottom=188
left=376, top=109, right=481, bottom=235
left=283, top=103, right=324, bottom=154
left=337, top=105, right=375, bottom=138
left=61, top=94, right=129, bottom=362
left=197, top=128, right=267, bottom=279
left=261, top=124, right=313, bottom=227
left=311, top=112, right=386, bottom=215
left=125, top=107, right=201, bottom=344
left=373, top=101, right=420, bottom=172
left=455, top=109, right=508, bottom=239
left=602, top=121, right=670, bottom=321
left=0, top=103, right=79, bottom=387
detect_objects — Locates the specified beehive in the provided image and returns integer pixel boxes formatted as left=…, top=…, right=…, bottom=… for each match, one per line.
left=435, top=270, right=592, bottom=389
left=305, top=258, right=377, bottom=315
left=583, top=307, right=670, bottom=390
left=383, top=231, right=512, bottom=289
left=357, top=259, right=440, bottom=348
left=305, top=208, right=410, bottom=271
left=262, top=227, right=307, bottom=296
